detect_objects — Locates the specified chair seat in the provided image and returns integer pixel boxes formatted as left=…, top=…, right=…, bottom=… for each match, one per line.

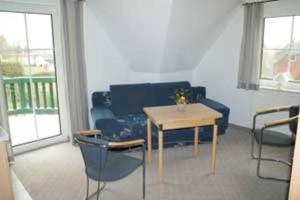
left=87, top=153, right=143, bottom=182
left=254, top=129, right=294, bottom=147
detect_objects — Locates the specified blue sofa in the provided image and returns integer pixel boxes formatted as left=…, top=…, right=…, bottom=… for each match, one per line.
left=91, top=81, right=230, bottom=148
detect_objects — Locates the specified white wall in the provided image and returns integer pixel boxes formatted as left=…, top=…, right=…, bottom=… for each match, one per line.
left=83, top=4, right=193, bottom=92
left=162, top=0, right=240, bottom=72
left=129, top=70, right=193, bottom=83
left=84, top=1, right=193, bottom=111
left=84, top=2, right=131, bottom=92
left=83, top=0, right=240, bottom=81
left=83, top=0, right=195, bottom=109
left=192, top=4, right=300, bottom=129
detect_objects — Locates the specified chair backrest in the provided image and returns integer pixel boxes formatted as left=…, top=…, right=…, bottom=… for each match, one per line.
left=290, top=106, right=299, bottom=134
left=74, top=134, right=108, bottom=179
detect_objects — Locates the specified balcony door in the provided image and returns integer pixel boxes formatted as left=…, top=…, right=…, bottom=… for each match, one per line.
left=0, top=10, right=67, bottom=150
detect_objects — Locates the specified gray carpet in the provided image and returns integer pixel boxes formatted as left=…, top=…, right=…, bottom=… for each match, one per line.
left=12, top=125, right=291, bottom=200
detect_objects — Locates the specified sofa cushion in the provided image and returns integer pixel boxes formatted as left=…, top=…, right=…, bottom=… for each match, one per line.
left=191, top=86, right=206, bottom=102
left=91, top=106, right=115, bottom=124
left=95, top=118, right=129, bottom=141
left=96, top=115, right=147, bottom=142
left=92, top=91, right=112, bottom=108
left=151, top=81, right=193, bottom=106
left=116, top=114, right=147, bottom=139
left=110, top=83, right=154, bottom=115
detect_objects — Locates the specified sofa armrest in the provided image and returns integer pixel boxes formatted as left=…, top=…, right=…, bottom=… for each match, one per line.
left=199, top=98, right=230, bottom=116
left=199, top=98, right=230, bottom=133
left=192, top=86, right=206, bottom=103
left=91, top=106, right=115, bottom=123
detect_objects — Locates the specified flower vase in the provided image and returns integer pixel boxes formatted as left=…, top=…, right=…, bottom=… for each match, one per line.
left=176, top=103, right=186, bottom=112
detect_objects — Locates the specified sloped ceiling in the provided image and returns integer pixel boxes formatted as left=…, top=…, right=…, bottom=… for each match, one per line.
left=87, top=0, right=241, bottom=73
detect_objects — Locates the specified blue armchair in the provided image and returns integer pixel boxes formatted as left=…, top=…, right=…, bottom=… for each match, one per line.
left=75, top=132, right=146, bottom=200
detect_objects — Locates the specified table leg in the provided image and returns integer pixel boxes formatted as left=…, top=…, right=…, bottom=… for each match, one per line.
left=211, top=125, right=218, bottom=175
left=158, top=130, right=164, bottom=183
left=147, top=118, right=152, bottom=163
left=194, top=127, right=199, bottom=158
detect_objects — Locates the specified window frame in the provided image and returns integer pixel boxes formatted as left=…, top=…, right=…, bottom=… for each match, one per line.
left=259, top=15, right=300, bottom=92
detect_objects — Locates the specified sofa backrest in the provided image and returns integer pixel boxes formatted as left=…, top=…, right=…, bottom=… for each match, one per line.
left=151, top=81, right=192, bottom=106
left=110, top=83, right=154, bottom=115
left=91, top=81, right=206, bottom=115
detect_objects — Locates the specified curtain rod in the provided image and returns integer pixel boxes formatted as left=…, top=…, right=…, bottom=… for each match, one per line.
left=243, top=0, right=280, bottom=6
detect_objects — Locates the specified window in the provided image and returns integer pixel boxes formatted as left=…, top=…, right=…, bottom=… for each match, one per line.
left=260, top=16, right=300, bottom=92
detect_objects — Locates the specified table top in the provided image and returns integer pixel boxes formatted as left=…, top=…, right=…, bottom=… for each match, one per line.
left=143, top=103, right=222, bottom=130
left=0, top=127, right=9, bottom=142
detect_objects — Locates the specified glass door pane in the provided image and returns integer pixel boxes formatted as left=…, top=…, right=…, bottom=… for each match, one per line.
left=0, top=12, right=37, bottom=145
left=0, top=11, right=61, bottom=146
left=26, top=14, right=54, bottom=49
left=29, top=50, right=60, bottom=139
left=0, top=12, right=27, bottom=50
left=1, top=51, right=38, bottom=145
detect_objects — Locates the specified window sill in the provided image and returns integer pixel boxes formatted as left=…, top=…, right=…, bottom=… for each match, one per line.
left=259, top=86, right=300, bottom=96
left=259, top=79, right=300, bottom=95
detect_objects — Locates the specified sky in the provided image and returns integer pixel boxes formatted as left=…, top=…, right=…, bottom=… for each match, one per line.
left=264, top=16, right=300, bottom=49
left=0, top=11, right=53, bottom=50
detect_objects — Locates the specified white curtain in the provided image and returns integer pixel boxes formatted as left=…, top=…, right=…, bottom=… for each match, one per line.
left=0, top=70, right=14, bottom=161
left=238, top=3, right=264, bottom=90
left=61, top=0, right=90, bottom=142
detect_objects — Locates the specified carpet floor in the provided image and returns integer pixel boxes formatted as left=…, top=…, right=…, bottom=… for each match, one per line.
left=12, top=125, right=291, bottom=200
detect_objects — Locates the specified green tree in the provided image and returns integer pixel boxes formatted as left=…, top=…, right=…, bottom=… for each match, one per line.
left=0, top=34, right=24, bottom=77
left=0, top=35, right=8, bottom=50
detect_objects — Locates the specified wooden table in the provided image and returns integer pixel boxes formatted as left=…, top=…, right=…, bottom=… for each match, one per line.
left=144, top=103, right=222, bottom=183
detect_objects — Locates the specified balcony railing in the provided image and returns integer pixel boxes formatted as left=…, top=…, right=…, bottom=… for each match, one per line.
left=3, top=76, right=58, bottom=115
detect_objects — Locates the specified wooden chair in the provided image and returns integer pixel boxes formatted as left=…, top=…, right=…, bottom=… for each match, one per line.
left=251, top=105, right=299, bottom=182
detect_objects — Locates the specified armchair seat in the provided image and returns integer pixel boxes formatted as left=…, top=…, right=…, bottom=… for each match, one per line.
left=253, top=129, right=294, bottom=147
left=87, top=153, right=143, bottom=182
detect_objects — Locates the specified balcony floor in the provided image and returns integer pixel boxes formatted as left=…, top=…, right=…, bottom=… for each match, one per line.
left=9, top=114, right=61, bottom=146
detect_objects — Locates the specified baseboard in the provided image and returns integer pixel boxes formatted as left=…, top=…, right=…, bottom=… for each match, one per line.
left=229, top=123, right=251, bottom=132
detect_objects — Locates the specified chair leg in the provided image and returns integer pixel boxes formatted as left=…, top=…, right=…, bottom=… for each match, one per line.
left=257, top=131, right=263, bottom=178
left=251, top=115, right=258, bottom=159
left=143, top=162, right=146, bottom=200
left=86, top=182, right=106, bottom=200
left=256, top=129, right=290, bottom=182
left=96, top=181, right=101, bottom=200
left=142, top=144, right=146, bottom=200
left=251, top=130, right=292, bottom=165
left=251, top=130, right=256, bottom=159
left=86, top=176, right=89, bottom=200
